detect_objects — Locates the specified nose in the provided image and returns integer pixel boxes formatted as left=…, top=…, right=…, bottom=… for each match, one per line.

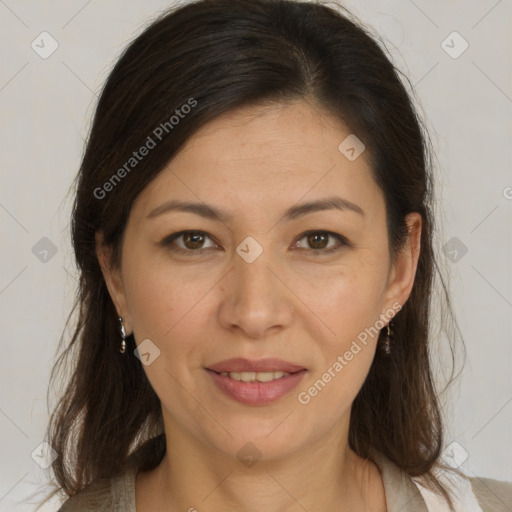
left=217, top=244, right=294, bottom=339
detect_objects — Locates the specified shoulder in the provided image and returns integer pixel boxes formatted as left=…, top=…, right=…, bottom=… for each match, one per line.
left=419, top=469, right=512, bottom=512
left=420, top=470, right=512, bottom=512
left=372, top=450, right=512, bottom=512
left=56, top=467, right=137, bottom=512
left=469, top=475, right=512, bottom=512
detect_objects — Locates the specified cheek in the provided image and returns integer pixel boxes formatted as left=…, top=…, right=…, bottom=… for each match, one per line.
left=125, top=270, right=170, bottom=336
left=295, top=265, right=385, bottom=418
left=292, top=255, right=388, bottom=343
left=122, top=260, right=209, bottom=394
left=122, top=253, right=221, bottom=379
left=124, top=262, right=200, bottom=341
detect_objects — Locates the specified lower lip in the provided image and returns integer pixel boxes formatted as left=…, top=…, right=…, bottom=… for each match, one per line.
left=206, top=369, right=307, bottom=405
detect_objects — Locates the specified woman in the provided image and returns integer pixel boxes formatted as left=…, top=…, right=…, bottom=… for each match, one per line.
left=40, top=0, right=511, bottom=510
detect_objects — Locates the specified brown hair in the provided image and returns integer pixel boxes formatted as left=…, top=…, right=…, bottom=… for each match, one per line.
left=39, top=0, right=465, bottom=509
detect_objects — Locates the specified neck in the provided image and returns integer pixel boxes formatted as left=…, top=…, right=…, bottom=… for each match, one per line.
left=136, top=417, right=386, bottom=512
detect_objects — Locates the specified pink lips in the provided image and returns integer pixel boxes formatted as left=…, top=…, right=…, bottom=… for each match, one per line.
left=205, top=358, right=307, bottom=406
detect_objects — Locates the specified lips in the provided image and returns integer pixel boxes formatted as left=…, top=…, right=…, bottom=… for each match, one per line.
left=206, top=357, right=306, bottom=374
left=206, top=367, right=307, bottom=405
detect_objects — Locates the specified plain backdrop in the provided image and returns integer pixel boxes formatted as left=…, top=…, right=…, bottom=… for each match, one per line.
left=0, top=0, right=511, bottom=510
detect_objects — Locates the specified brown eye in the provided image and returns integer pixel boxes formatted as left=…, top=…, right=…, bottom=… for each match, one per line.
left=183, top=232, right=207, bottom=249
left=307, top=232, right=329, bottom=249
left=162, top=231, right=218, bottom=253
left=295, top=231, right=348, bottom=254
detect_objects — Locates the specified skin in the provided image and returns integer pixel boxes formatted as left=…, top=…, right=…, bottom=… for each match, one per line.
left=97, top=98, right=421, bottom=512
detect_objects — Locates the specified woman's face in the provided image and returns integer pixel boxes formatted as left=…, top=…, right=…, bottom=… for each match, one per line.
left=98, top=99, right=421, bottom=462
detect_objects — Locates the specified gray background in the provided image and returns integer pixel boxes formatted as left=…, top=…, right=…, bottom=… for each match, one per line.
left=0, top=0, right=511, bottom=510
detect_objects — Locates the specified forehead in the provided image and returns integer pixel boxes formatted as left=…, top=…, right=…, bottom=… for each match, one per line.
left=131, top=99, right=384, bottom=226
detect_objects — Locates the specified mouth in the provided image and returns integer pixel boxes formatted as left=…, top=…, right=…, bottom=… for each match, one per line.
left=204, top=358, right=307, bottom=405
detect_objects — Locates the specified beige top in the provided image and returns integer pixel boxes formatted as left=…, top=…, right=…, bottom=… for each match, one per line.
left=57, top=452, right=512, bottom=511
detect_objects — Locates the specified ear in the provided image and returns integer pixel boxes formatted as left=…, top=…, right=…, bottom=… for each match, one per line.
left=95, top=231, right=132, bottom=334
left=382, top=212, right=422, bottom=314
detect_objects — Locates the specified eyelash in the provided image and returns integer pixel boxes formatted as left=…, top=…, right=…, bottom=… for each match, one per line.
left=160, top=230, right=349, bottom=256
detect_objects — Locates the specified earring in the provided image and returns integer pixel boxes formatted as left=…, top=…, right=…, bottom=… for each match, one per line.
left=118, top=316, right=127, bottom=354
left=381, top=321, right=394, bottom=355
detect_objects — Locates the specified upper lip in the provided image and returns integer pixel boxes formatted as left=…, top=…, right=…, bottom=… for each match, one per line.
left=206, top=358, right=306, bottom=373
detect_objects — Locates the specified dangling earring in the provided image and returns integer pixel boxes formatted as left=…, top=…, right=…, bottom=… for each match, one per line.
left=118, top=316, right=127, bottom=354
left=381, top=321, right=394, bottom=355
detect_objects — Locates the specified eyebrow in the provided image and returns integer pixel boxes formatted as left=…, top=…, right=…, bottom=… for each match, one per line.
left=147, top=196, right=365, bottom=222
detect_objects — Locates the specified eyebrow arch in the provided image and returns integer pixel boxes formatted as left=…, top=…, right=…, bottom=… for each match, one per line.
left=147, top=195, right=365, bottom=222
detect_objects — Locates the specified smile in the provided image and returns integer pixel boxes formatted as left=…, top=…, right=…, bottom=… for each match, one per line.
left=206, top=368, right=307, bottom=405
left=219, top=371, right=290, bottom=382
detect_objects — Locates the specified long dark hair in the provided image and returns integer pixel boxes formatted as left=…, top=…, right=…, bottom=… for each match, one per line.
left=39, top=0, right=465, bottom=509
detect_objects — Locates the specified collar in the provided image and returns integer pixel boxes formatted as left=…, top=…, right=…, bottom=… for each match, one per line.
left=372, top=451, right=429, bottom=512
